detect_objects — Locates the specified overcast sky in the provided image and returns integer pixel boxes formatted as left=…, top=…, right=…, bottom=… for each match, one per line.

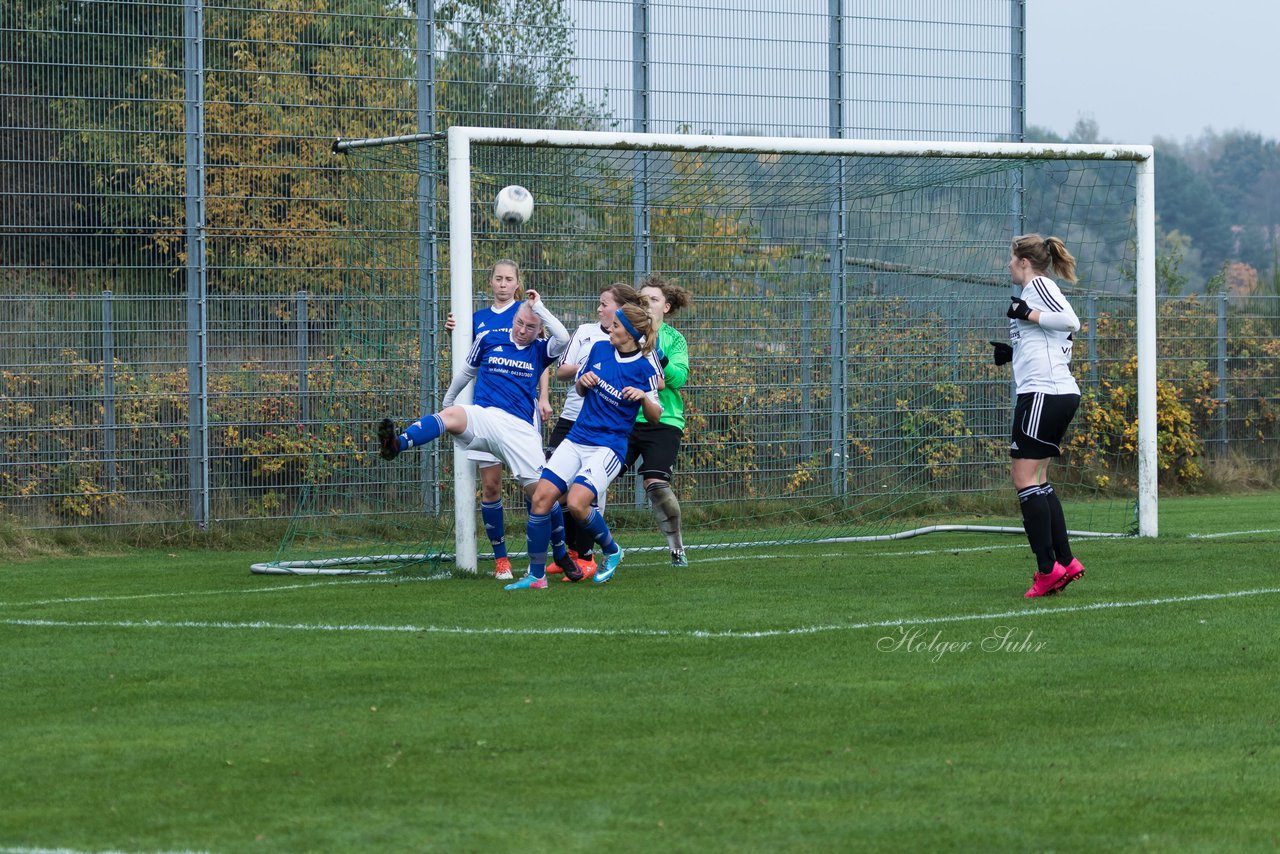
left=1026, top=0, right=1279, bottom=144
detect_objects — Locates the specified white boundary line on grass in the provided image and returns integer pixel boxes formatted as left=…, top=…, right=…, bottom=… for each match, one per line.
left=1187, top=527, right=1280, bottom=539
left=5, top=587, right=1280, bottom=640
left=0, top=546, right=1004, bottom=611
left=0, top=528, right=1270, bottom=612
left=0, top=574, right=453, bottom=609
left=0, top=526, right=1270, bottom=614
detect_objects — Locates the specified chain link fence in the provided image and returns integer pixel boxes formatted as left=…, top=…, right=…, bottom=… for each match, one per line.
left=3, top=1, right=1276, bottom=528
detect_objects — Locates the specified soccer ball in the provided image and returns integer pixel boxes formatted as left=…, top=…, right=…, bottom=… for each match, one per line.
left=494, top=185, right=534, bottom=226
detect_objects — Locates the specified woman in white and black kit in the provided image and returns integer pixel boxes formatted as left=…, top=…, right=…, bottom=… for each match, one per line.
left=992, top=233, right=1087, bottom=598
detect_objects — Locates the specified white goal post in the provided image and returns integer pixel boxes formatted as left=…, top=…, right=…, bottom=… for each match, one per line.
left=343, top=126, right=1159, bottom=572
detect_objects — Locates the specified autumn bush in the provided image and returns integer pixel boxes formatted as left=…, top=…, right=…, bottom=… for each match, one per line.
left=3, top=295, right=1277, bottom=523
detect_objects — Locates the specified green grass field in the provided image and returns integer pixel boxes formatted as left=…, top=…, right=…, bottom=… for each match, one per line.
left=3, top=493, right=1280, bottom=853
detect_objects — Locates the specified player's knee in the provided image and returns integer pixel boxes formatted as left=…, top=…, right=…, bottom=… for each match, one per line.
left=645, top=481, right=681, bottom=512
left=440, top=405, right=468, bottom=433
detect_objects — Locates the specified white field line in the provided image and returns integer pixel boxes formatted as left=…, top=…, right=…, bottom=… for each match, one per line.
left=0, top=527, right=1271, bottom=612
left=5, top=587, right=1280, bottom=641
left=1188, top=528, right=1280, bottom=539
left=0, top=558, right=742, bottom=610
left=0, top=573, right=451, bottom=609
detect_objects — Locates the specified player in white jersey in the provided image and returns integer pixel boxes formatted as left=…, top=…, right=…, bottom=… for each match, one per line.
left=442, top=259, right=553, bottom=579
left=377, top=292, right=583, bottom=581
left=991, top=233, right=1087, bottom=598
left=547, top=283, right=646, bottom=575
left=505, top=302, right=663, bottom=590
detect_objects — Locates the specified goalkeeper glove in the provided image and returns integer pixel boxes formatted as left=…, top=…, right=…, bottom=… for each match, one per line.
left=989, top=340, right=1013, bottom=366
left=1006, top=297, right=1033, bottom=321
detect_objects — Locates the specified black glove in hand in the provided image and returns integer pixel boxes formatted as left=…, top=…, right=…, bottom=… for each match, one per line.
left=989, top=340, right=1013, bottom=366
left=1007, top=297, right=1033, bottom=321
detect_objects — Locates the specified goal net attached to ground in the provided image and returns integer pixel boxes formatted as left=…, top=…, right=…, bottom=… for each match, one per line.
left=256, top=127, right=1155, bottom=575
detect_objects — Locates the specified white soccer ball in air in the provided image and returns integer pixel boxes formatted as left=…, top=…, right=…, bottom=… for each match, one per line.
left=494, top=185, right=534, bottom=226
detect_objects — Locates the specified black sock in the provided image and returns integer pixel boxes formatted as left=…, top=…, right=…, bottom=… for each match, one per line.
left=1041, top=482, right=1074, bottom=565
left=561, top=504, right=580, bottom=552
left=574, top=506, right=596, bottom=557
left=1018, top=485, right=1056, bottom=574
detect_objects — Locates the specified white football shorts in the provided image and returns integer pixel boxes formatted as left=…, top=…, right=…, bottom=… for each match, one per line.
left=457, top=404, right=544, bottom=487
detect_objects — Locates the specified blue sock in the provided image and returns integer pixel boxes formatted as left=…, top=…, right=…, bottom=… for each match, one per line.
left=481, top=500, right=507, bottom=560
left=525, top=511, right=550, bottom=579
left=582, top=507, right=618, bottom=555
left=402, top=414, right=444, bottom=450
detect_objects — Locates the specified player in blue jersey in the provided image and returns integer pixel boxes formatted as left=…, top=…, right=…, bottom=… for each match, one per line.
left=506, top=302, right=664, bottom=590
left=443, top=259, right=553, bottom=579
left=378, top=291, right=583, bottom=580
left=547, top=282, right=646, bottom=576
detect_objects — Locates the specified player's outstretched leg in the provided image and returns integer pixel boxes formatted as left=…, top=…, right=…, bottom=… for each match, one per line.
left=379, top=414, right=450, bottom=461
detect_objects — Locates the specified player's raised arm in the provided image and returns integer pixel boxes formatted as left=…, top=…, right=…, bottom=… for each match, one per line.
left=525, top=288, right=570, bottom=357
left=441, top=333, right=485, bottom=406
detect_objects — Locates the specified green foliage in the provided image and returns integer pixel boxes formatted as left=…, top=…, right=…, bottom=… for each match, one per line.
left=13, top=0, right=607, bottom=299
left=436, top=0, right=604, bottom=130
left=1067, top=295, right=1280, bottom=492
left=7, top=289, right=1278, bottom=522
left=0, top=347, right=400, bottom=521
left=1156, top=152, right=1233, bottom=271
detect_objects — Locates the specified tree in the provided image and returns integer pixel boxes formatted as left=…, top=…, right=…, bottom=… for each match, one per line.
left=1207, top=132, right=1274, bottom=215
left=435, top=0, right=604, bottom=130
left=0, top=0, right=181, bottom=279
left=1208, top=134, right=1280, bottom=284
left=1157, top=151, right=1232, bottom=268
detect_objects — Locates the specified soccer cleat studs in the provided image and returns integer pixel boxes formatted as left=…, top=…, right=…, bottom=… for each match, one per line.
left=1023, top=563, right=1069, bottom=598
left=377, top=418, right=400, bottom=461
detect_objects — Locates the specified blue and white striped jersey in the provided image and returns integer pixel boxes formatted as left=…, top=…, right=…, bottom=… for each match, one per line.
left=1009, top=275, right=1081, bottom=395
left=473, top=300, right=520, bottom=338
left=567, top=340, right=661, bottom=459
left=466, top=331, right=555, bottom=425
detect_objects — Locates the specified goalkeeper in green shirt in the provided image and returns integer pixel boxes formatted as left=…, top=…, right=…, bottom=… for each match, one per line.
left=624, top=275, right=692, bottom=567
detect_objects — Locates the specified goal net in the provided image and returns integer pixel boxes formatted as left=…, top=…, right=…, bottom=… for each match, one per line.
left=257, top=128, right=1155, bottom=575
